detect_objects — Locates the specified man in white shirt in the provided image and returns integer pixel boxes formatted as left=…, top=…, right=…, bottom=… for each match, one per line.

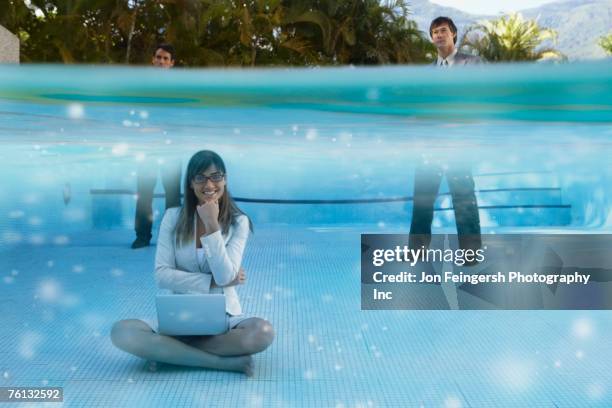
left=409, top=17, right=482, bottom=256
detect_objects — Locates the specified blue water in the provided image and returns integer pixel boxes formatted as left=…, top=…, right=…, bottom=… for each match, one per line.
left=0, top=62, right=611, bottom=407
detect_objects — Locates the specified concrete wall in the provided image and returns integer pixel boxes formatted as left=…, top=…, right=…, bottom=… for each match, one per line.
left=0, top=25, right=19, bottom=63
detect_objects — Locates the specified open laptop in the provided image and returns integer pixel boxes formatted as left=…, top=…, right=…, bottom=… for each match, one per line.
left=156, top=293, right=228, bottom=335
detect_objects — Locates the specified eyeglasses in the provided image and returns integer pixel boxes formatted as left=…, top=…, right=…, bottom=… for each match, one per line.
left=193, top=172, right=225, bottom=184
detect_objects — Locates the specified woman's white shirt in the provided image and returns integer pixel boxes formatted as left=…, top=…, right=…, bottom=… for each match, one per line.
left=154, top=207, right=249, bottom=316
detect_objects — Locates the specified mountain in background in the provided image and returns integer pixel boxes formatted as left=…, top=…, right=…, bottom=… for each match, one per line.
left=408, top=0, right=612, bottom=60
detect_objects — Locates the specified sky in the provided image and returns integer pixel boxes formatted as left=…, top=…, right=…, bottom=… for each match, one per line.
left=429, top=0, right=558, bottom=15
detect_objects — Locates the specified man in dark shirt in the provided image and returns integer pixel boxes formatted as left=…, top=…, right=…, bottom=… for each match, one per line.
left=131, top=44, right=181, bottom=249
left=409, top=17, right=482, bottom=253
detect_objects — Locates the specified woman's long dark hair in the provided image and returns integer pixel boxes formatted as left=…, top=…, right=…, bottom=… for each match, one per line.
left=175, top=150, right=252, bottom=246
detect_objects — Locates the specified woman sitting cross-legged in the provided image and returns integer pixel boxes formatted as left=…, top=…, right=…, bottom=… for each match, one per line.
left=111, top=150, right=274, bottom=376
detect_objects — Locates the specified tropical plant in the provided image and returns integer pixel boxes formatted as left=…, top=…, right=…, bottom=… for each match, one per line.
left=599, top=33, right=612, bottom=55
left=283, top=0, right=434, bottom=65
left=460, top=13, right=564, bottom=62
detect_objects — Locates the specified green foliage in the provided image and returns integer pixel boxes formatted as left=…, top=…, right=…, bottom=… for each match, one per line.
left=599, top=33, right=612, bottom=55
left=1, top=0, right=435, bottom=66
left=460, top=13, right=565, bottom=62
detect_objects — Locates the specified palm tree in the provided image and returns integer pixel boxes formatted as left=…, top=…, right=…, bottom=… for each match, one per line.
left=282, top=0, right=433, bottom=65
left=460, top=13, right=564, bottom=62
left=2, top=0, right=134, bottom=63
left=599, top=33, right=612, bottom=55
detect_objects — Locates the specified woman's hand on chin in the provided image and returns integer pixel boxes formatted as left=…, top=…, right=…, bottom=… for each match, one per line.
left=196, top=199, right=220, bottom=233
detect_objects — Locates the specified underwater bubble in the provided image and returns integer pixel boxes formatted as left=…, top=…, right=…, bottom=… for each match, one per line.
left=135, top=152, right=146, bottom=162
left=22, top=193, right=40, bottom=204
left=28, top=216, right=43, bottom=226
left=307, top=334, right=316, bottom=344
left=334, top=363, right=342, bottom=371
left=61, top=294, right=80, bottom=307
left=3, top=371, right=8, bottom=379
left=339, top=132, right=352, bottom=143
left=139, top=110, right=149, bottom=119
left=3, top=276, right=14, bottom=284
left=111, top=143, right=129, bottom=156
left=72, top=265, right=84, bottom=274
left=572, top=318, right=594, bottom=339
left=305, top=128, right=318, bottom=141
left=37, top=278, right=62, bottom=302
left=586, top=383, right=604, bottom=400
left=247, top=393, right=264, bottom=408
left=63, top=207, right=86, bottom=222
left=18, top=331, right=43, bottom=360
left=67, top=103, right=84, bottom=119
left=29, top=234, right=45, bottom=245
left=303, top=369, right=315, bottom=380
left=263, top=293, right=273, bottom=300
left=444, top=396, right=462, bottom=408
left=53, top=235, right=69, bottom=245
left=492, top=357, right=535, bottom=390
left=576, top=350, right=584, bottom=359
left=110, top=268, right=124, bottom=277
left=8, top=210, right=25, bottom=218
left=178, top=311, right=193, bottom=321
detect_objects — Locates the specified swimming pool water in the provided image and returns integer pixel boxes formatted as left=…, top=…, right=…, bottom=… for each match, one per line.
left=1, top=62, right=611, bottom=407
